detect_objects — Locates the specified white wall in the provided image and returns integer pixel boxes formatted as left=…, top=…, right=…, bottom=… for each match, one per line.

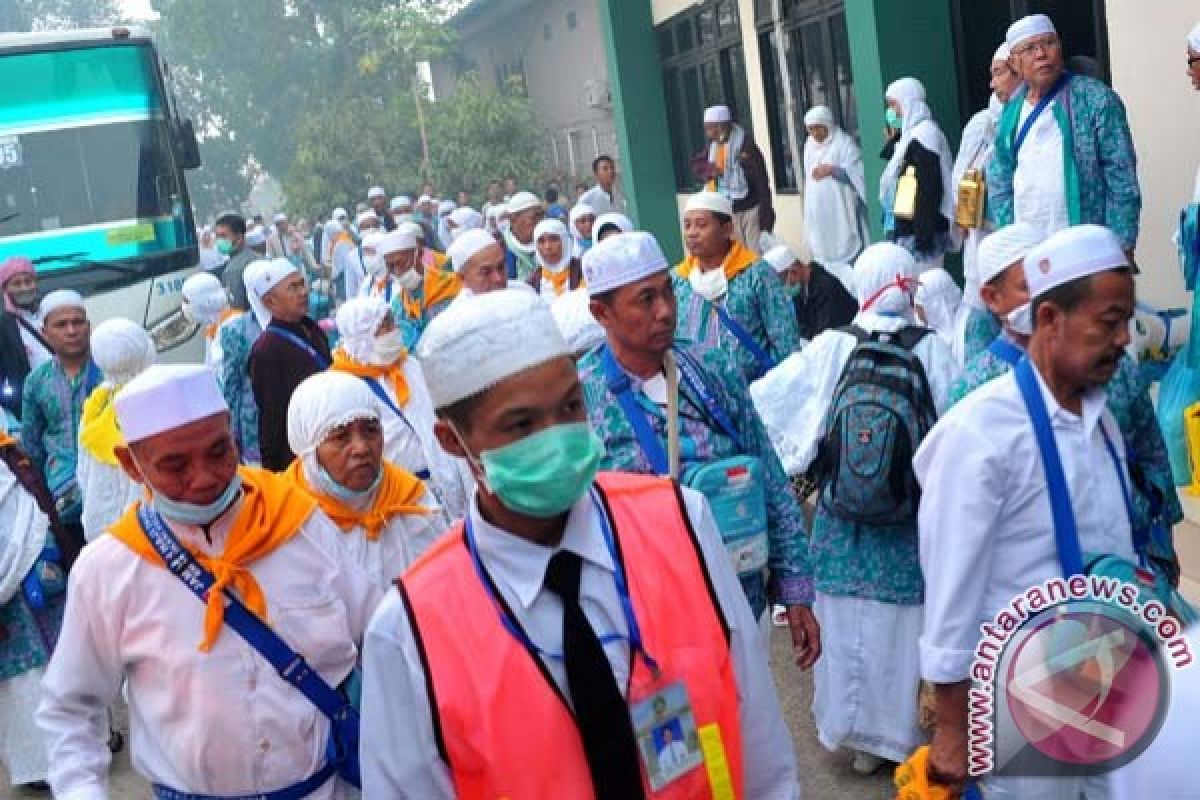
left=1107, top=0, right=1200, bottom=309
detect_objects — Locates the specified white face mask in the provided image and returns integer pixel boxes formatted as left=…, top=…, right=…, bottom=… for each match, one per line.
left=689, top=266, right=728, bottom=302
left=363, top=253, right=385, bottom=276
left=371, top=328, right=407, bottom=366
left=1006, top=302, right=1033, bottom=336
left=395, top=268, right=422, bottom=292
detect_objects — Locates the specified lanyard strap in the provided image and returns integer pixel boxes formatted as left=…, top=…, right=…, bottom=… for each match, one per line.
left=988, top=335, right=1024, bottom=367
left=267, top=324, right=330, bottom=370
left=359, top=376, right=416, bottom=432
left=152, top=761, right=338, bottom=800
left=672, top=348, right=744, bottom=448
left=1013, top=72, right=1071, bottom=156
left=599, top=344, right=670, bottom=476
left=713, top=304, right=775, bottom=379
left=462, top=489, right=654, bottom=668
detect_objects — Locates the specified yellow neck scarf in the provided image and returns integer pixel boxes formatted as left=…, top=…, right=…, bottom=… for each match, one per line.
left=423, top=262, right=461, bottom=309
left=79, top=385, right=124, bottom=466
left=107, top=467, right=316, bottom=651
left=331, top=347, right=411, bottom=408
left=285, top=459, right=430, bottom=540
left=205, top=308, right=240, bottom=340
left=675, top=239, right=758, bottom=283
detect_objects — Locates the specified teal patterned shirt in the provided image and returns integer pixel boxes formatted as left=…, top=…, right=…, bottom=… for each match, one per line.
left=962, top=306, right=1003, bottom=365
left=673, top=260, right=803, bottom=386
left=218, top=313, right=263, bottom=466
left=578, top=341, right=814, bottom=606
left=20, top=357, right=100, bottom=524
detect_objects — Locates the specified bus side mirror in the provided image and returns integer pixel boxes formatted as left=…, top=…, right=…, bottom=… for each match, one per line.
left=177, top=119, right=202, bottom=170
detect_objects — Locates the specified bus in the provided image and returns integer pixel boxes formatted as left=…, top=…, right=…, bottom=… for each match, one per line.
left=0, top=26, right=204, bottom=358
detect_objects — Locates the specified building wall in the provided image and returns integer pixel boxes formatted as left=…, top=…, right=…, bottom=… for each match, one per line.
left=1106, top=0, right=1199, bottom=309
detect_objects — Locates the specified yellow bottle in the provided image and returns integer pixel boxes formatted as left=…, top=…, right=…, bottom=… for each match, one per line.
left=956, top=168, right=987, bottom=229
left=1186, top=401, right=1200, bottom=495
left=893, top=166, right=918, bottom=221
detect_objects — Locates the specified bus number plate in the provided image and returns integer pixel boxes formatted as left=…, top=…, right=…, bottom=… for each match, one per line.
left=0, top=136, right=21, bottom=169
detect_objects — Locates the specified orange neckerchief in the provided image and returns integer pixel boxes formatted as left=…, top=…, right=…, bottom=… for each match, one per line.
left=423, top=262, right=461, bottom=309
left=893, top=746, right=959, bottom=800
left=675, top=239, right=758, bottom=283
left=107, top=466, right=316, bottom=652
left=285, top=459, right=430, bottom=540
left=0, top=431, right=14, bottom=448
left=205, top=308, right=240, bottom=340
left=543, top=266, right=572, bottom=296
left=331, top=347, right=411, bottom=408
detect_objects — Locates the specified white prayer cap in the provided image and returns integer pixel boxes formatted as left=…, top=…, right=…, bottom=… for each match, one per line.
left=993, top=42, right=1012, bottom=63
left=569, top=203, right=597, bottom=227
left=356, top=210, right=379, bottom=227
left=684, top=190, right=733, bottom=218
left=978, top=223, right=1044, bottom=286
left=273, top=212, right=288, bottom=224
left=803, top=105, right=835, bottom=129
left=1189, top=21, right=1200, bottom=51
left=764, top=244, right=798, bottom=274
left=1006, top=14, right=1056, bottom=49
left=506, top=191, right=541, bottom=215
left=448, top=228, right=500, bottom=274
left=854, top=243, right=916, bottom=315
left=703, top=104, right=732, bottom=124
left=91, top=317, right=155, bottom=386
left=115, top=364, right=229, bottom=444
left=447, top=207, right=483, bottom=231
left=246, top=257, right=298, bottom=328
left=551, top=289, right=605, bottom=354
left=367, top=186, right=387, bottom=200
left=40, top=289, right=86, bottom=320
left=378, top=228, right=418, bottom=257
left=332, top=207, right=349, bottom=221
left=885, top=76, right=926, bottom=104
left=287, top=370, right=380, bottom=458
left=594, top=212, right=634, bottom=239
left=417, top=288, right=570, bottom=409
left=335, top=296, right=390, bottom=364
left=399, top=221, right=424, bottom=241
left=1023, top=224, right=1128, bottom=301
left=245, top=227, right=267, bottom=247
left=417, top=194, right=434, bottom=207
left=181, top=272, right=230, bottom=326
left=438, top=200, right=456, bottom=216
left=583, top=231, right=668, bottom=296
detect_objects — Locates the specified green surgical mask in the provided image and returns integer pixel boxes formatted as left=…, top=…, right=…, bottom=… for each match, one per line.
left=463, top=422, right=605, bottom=518
left=215, top=238, right=235, bottom=256
left=885, top=108, right=902, bottom=130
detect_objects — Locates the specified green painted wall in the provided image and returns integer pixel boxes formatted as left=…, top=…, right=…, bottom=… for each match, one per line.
left=596, top=0, right=684, bottom=262
left=844, top=0, right=963, bottom=242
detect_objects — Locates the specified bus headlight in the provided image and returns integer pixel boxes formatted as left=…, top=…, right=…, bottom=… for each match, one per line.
left=148, top=308, right=199, bottom=353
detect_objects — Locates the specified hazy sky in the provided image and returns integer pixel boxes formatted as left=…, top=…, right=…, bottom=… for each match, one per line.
left=119, top=0, right=157, bottom=20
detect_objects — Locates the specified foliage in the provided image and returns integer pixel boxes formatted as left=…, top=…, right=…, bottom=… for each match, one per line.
left=2, top=0, right=122, bottom=31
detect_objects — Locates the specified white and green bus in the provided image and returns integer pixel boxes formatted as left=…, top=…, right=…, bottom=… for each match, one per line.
left=0, top=26, right=204, bottom=357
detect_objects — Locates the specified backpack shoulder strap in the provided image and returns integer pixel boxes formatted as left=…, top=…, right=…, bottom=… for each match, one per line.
left=889, top=325, right=933, bottom=352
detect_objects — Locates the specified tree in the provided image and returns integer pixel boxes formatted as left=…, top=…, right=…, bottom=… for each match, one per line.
left=3, top=0, right=122, bottom=31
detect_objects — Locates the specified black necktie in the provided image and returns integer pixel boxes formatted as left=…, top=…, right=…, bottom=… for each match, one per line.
left=543, top=550, right=645, bottom=799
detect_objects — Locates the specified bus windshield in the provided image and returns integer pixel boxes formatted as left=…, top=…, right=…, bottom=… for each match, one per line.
left=0, top=42, right=196, bottom=273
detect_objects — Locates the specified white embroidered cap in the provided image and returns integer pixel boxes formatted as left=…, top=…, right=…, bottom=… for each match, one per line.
left=583, top=230, right=668, bottom=296
left=1006, top=13, right=1056, bottom=49
left=115, top=364, right=229, bottom=444
left=448, top=229, right=500, bottom=274
left=978, top=223, right=1045, bottom=286
left=703, top=104, right=732, bottom=123
left=367, top=186, right=387, bottom=200
left=1022, top=224, right=1128, bottom=301
left=685, top=190, right=733, bottom=217
left=506, top=191, right=542, bottom=215
left=378, top=228, right=418, bottom=256
left=764, top=244, right=798, bottom=274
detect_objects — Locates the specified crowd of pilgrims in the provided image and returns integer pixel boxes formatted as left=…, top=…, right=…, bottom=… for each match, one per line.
left=0, top=11, right=1197, bottom=800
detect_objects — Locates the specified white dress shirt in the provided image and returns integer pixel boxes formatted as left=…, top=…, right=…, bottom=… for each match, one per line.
left=1013, top=100, right=1070, bottom=241
left=578, top=184, right=623, bottom=216
left=360, top=487, right=801, bottom=799
left=912, top=365, right=1135, bottom=684
left=37, top=501, right=383, bottom=800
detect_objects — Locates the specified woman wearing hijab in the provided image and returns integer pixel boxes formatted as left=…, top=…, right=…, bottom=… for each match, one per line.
left=217, top=260, right=269, bottom=466
left=284, top=371, right=444, bottom=587
left=330, top=296, right=472, bottom=520
left=803, top=105, right=868, bottom=271
left=568, top=203, right=597, bottom=259
left=914, top=267, right=967, bottom=365
left=181, top=272, right=235, bottom=371
left=529, top=219, right=583, bottom=299
left=879, top=77, right=956, bottom=272
left=443, top=207, right=483, bottom=247
left=593, top=211, right=633, bottom=242
left=750, top=243, right=959, bottom=775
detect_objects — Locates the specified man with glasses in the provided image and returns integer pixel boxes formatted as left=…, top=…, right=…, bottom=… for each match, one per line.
left=988, top=14, right=1141, bottom=257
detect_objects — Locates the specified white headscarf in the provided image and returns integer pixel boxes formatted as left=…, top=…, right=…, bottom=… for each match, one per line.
left=880, top=77, right=956, bottom=223
left=533, top=218, right=572, bottom=273
left=854, top=242, right=917, bottom=318
left=286, top=370, right=382, bottom=489
left=1190, top=21, right=1200, bottom=52
left=594, top=212, right=633, bottom=240
left=335, top=296, right=390, bottom=365
left=181, top=272, right=230, bottom=327
left=446, top=207, right=484, bottom=244
left=91, top=317, right=155, bottom=386
left=802, top=105, right=866, bottom=267
left=246, top=257, right=298, bottom=329
left=915, top=268, right=963, bottom=343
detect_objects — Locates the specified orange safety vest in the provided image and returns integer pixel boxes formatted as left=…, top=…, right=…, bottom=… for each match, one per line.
left=401, top=472, right=744, bottom=800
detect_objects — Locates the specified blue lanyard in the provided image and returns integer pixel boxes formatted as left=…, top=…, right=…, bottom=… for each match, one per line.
left=988, top=335, right=1024, bottom=366
left=672, top=348, right=743, bottom=449
left=358, top=376, right=419, bottom=438
left=267, top=324, right=330, bottom=369
left=1013, top=71, right=1071, bottom=156
left=462, top=488, right=658, bottom=672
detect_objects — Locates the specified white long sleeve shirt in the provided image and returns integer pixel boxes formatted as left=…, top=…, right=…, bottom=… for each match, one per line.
left=327, top=486, right=447, bottom=591
left=37, top=502, right=383, bottom=800
left=912, top=365, right=1134, bottom=684
left=360, top=487, right=801, bottom=799
left=76, top=450, right=143, bottom=542
left=1013, top=100, right=1070, bottom=241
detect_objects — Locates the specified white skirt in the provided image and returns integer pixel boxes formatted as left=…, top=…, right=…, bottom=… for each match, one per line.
left=812, top=592, right=924, bottom=763
left=0, top=668, right=50, bottom=785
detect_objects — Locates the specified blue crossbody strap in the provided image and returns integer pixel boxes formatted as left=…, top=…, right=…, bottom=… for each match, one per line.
left=599, top=344, right=670, bottom=475
left=152, top=762, right=339, bottom=800
left=988, top=335, right=1024, bottom=367
left=1013, top=359, right=1084, bottom=577
left=713, top=304, right=775, bottom=379
left=673, top=348, right=745, bottom=449
left=1013, top=71, right=1071, bottom=155
left=267, top=324, right=331, bottom=370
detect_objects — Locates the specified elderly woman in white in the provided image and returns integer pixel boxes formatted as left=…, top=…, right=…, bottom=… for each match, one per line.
left=284, top=371, right=445, bottom=587
left=330, top=296, right=473, bottom=520
left=76, top=318, right=156, bottom=542
left=803, top=105, right=868, bottom=273
left=914, top=267, right=967, bottom=365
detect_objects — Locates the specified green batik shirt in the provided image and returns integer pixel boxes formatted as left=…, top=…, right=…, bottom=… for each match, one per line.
left=20, top=357, right=101, bottom=524
left=673, top=260, right=803, bottom=386
left=577, top=340, right=814, bottom=607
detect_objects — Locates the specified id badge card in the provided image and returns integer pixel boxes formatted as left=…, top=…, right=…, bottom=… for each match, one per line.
left=630, top=679, right=704, bottom=791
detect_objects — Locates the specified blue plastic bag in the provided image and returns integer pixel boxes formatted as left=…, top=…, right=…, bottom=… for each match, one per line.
left=1156, top=344, right=1200, bottom=486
